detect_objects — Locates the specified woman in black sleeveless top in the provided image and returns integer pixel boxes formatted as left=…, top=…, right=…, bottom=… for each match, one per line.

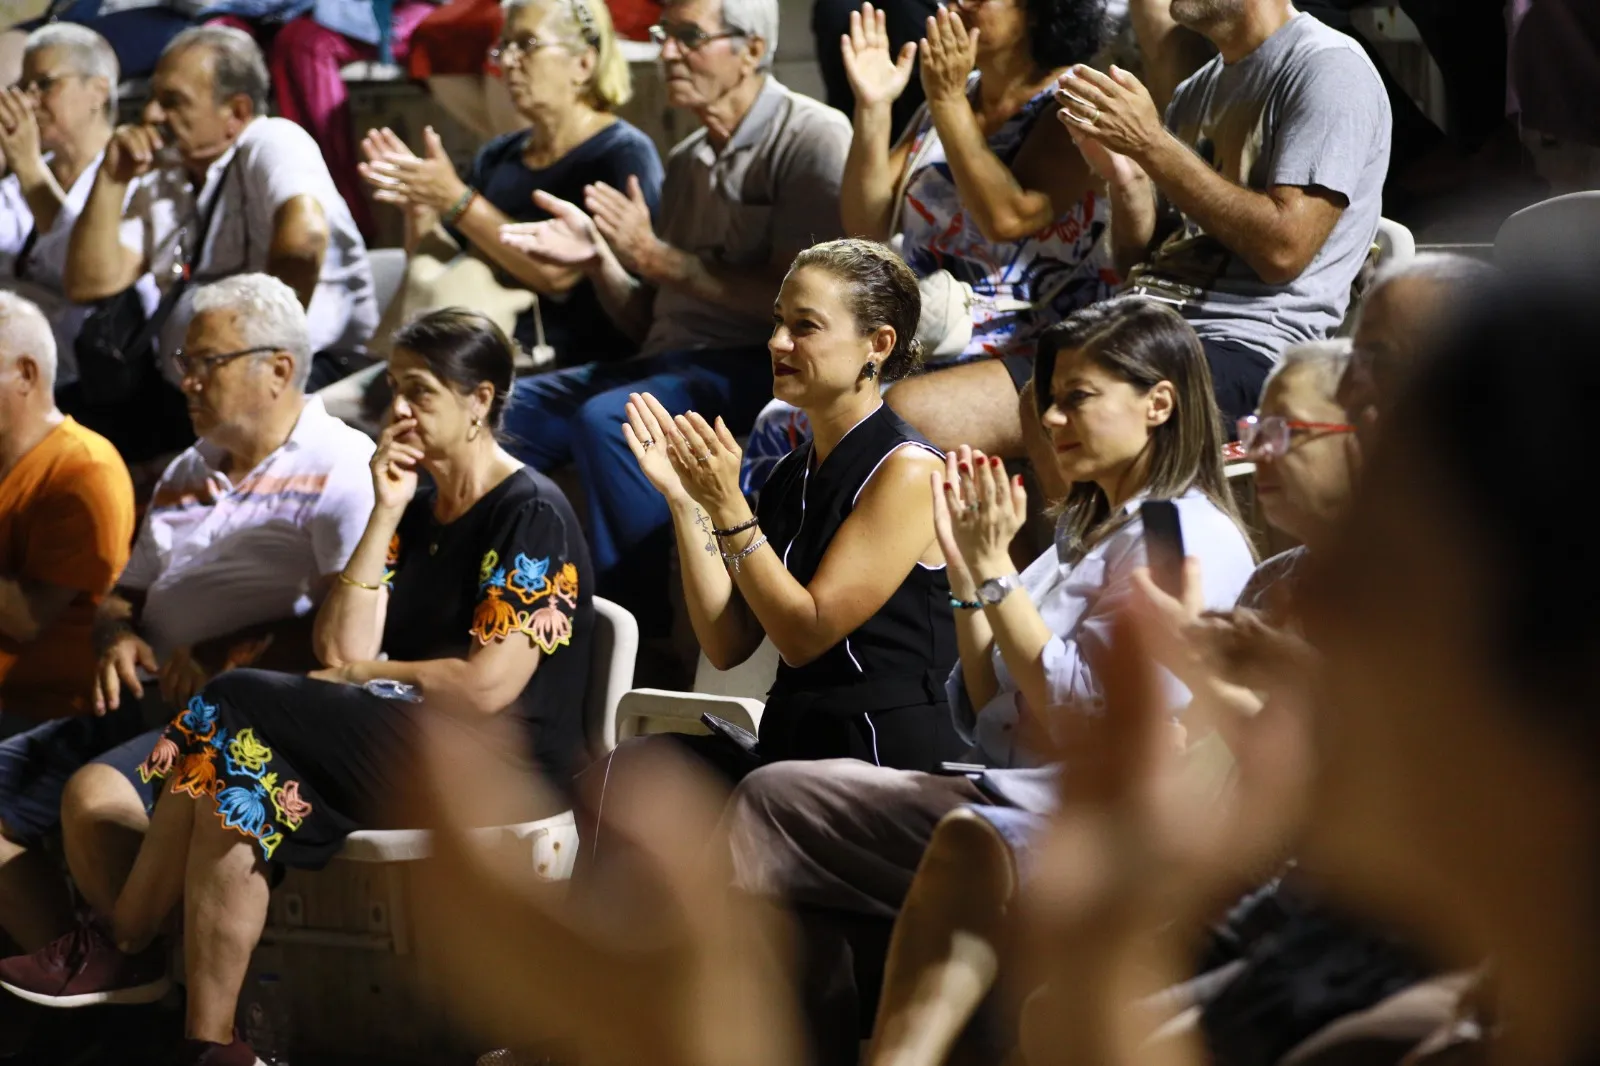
left=623, top=238, right=964, bottom=772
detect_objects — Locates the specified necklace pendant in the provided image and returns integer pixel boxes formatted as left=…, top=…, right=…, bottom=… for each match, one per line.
left=429, top=542, right=439, bottom=556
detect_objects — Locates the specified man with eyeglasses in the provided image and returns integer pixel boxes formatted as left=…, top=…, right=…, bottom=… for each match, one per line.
left=0, top=275, right=374, bottom=1013
left=496, top=0, right=852, bottom=639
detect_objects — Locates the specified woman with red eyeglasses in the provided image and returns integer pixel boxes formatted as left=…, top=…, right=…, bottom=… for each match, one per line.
left=1234, top=338, right=1357, bottom=617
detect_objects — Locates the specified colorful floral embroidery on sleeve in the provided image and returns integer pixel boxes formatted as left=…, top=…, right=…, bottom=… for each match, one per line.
left=383, top=533, right=400, bottom=587
left=470, top=549, right=579, bottom=653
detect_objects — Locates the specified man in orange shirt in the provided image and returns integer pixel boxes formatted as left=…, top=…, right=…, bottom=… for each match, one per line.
left=0, top=292, right=134, bottom=727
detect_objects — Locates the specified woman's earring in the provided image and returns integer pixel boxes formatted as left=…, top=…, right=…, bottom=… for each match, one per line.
left=469, top=415, right=483, bottom=440
left=862, top=361, right=878, bottom=381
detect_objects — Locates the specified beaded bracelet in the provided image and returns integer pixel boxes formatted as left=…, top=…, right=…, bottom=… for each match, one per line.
left=442, top=186, right=478, bottom=226
left=722, top=534, right=768, bottom=574
left=949, top=595, right=982, bottom=610
left=712, top=516, right=760, bottom=538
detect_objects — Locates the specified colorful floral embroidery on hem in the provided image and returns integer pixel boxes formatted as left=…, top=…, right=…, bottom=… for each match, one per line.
left=471, top=550, right=578, bottom=652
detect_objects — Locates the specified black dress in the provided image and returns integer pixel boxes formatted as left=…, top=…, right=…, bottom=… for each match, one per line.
left=752, top=405, right=964, bottom=770
left=136, top=468, right=594, bottom=869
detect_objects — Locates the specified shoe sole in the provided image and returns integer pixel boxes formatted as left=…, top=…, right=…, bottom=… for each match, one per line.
left=0, top=975, right=171, bottom=1008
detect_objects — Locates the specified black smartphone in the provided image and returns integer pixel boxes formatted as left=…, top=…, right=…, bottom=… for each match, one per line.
left=1141, top=499, right=1186, bottom=597
left=700, top=713, right=760, bottom=757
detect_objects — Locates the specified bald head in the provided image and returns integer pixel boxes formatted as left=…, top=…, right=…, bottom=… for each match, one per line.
left=1340, top=255, right=1498, bottom=422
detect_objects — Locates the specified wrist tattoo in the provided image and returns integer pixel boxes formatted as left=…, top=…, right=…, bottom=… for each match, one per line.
left=694, top=507, right=715, bottom=554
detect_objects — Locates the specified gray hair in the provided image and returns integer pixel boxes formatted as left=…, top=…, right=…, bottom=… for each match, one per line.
left=714, top=0, right=778, bottom=68
left=1372, top=252, right=1498, bottom=295
left=162, top=25, right=270, bottom=115
left=1264, top=338, right=1353, bottom=402
left=0, top=292, right=58, bottom=392
left=24, top=23, right=119, bottom=117
left=189, top=274, right=312, bottom=390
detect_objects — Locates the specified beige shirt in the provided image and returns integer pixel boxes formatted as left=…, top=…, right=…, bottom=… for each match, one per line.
left=642, top=77, right=851, bottom=356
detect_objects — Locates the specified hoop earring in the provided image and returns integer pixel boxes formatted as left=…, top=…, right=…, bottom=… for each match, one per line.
left=861, top=361, right=878, bottom=381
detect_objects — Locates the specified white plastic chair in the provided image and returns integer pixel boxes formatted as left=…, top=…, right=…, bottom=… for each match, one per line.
left=1374, top=217, right=1416, bottom=272
left=332, top=596, right=638, bottom=890
left=1495, top=191, right=1600, bottom=277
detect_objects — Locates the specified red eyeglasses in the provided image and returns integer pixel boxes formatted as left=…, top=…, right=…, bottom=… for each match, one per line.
left=1236, top=414, right=1356, bottom=459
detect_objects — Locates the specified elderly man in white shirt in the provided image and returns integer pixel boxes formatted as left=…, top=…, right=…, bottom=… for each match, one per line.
left=0, top=24, right=159, bottom=389
left=62, top=25, right=378, bottom=391
left=0, top=274, right=375, bottom=964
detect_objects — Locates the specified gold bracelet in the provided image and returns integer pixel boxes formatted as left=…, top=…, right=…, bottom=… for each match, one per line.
left=338, top=572, right=384, bottom=591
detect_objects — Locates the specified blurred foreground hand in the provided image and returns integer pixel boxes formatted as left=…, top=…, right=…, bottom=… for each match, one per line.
left=407, top=714, right=804, bottom=1066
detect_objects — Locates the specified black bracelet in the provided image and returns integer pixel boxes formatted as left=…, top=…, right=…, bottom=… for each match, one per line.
left=949, top=595, right=982, bottom=610
left=712, top=516, right=760, bottom=538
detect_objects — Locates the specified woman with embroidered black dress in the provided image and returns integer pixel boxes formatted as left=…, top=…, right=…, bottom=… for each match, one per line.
left=624, top=237, right=965, bottom=772
left=0, top=309, right=594, bottom=1066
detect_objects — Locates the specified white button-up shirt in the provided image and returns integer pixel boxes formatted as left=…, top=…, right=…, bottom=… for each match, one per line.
left=122, top=396, right=377, bottom=659
left=0, top=152, right=159, bottom=385
left=948, top=487, right=1258, bottom=768
left=117, top=117, right=379, bottom=378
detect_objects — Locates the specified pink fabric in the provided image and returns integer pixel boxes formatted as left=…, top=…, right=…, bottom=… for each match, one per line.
left=253, top=0, right=436, bottom=237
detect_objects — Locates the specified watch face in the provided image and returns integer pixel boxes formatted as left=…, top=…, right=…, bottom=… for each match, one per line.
left=978, top=576, right=1016, bottom=605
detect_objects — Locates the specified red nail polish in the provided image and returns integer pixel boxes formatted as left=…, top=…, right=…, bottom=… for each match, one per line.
left=990, top=456, right=1002, bottom=468
left=958, top=462, right=970, bottom=473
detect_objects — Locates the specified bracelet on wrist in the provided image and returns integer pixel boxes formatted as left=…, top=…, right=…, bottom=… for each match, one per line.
left=722, top=534, right=768, bottom=574
left=712, top=516, right=760, bottom=538
left=441, top=186, right=478, bottom=226
left=949, top=595, right=982, bottom=611
left=338, top=571, right=385, bottom=591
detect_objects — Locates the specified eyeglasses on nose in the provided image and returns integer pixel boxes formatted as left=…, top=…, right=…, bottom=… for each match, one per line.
left=648, top=21, right=744, bottom=50
left=1236, top=414, right=1356, bottom=459
left=172, top=344, right=284, bottom=379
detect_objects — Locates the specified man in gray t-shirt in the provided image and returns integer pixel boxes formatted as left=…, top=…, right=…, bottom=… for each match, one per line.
left=1055, top=1, right=1390, bottom=426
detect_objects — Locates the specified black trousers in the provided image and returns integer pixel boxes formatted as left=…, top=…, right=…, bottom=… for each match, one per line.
left=1201, top=336, right=1275, bottom=439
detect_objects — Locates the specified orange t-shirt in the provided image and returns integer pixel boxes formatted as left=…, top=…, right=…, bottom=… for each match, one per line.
left=0, top=417, right=135, bottom=719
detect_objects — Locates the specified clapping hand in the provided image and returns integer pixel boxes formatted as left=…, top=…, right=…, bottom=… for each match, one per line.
left=622, top=392, right=691, bottom=505
left=583, top=177, right=660, bottom=275
left=841, top=2, right=917, bottom=111
left=663, top=406, right=746, bottom=524
left=932, top=446, right=1026, bottom=585
left=406, top=711, right=803, bottom=1066
left=500, top=191, right=604, bottom=268
left=358, top=125, right=468, bottom=214
left=1055, top=64, right=1164, bottom=163
left=918, top=4, right=978, bottom=108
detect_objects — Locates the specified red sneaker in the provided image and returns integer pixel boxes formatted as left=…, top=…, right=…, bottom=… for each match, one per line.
left=173, top=1036, right=263, bottom=1065
left=0, top=919, right=170, bottom=1008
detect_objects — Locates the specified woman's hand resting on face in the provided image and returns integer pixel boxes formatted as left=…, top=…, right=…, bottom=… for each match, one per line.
left=372, top=416, right=423, bottom=514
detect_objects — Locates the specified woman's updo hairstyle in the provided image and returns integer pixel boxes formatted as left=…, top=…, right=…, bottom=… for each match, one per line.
left=789, top=239, right=925, bottom=382
left=392, top=308, right=518, bottom=430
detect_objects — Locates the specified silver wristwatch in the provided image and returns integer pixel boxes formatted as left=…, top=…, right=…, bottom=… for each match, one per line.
left=975, top=573, right=1022, bottom=606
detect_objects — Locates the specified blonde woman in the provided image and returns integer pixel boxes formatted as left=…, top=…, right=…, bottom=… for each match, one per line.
left=360, top=0, right=663, bottom=367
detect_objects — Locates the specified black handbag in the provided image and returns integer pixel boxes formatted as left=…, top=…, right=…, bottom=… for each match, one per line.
left=73, top=155, right=238, bottom=408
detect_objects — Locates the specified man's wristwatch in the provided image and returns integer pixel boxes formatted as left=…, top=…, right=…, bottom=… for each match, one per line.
left=975, top=573, right=1022, bottom=606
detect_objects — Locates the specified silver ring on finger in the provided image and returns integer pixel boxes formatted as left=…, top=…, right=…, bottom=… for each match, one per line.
left=1086, top=104, right=1100, bottom=124
left=640, top=437, right=655, bottom=450
left=696, top=453, right=711, bottom=463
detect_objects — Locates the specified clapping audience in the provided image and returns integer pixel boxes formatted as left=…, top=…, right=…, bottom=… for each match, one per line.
left=5, top=2, right=1599, bottom=1064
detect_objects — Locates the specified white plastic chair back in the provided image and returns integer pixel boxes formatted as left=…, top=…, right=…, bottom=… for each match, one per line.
left=692, top=637, right=779, bottom=701
left=1496, top=191, right=1600, bottom=278
left=588, top=597, right=639, bottom=755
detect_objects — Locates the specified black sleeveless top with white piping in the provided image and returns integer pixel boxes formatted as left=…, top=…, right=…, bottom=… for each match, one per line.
left=754, top=404, right=958, bottom=720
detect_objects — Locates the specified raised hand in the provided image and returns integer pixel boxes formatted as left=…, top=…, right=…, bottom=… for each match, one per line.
left=500, top=190, right=604, bottom=267
left=941, top=446, right=1026, bottom=581
left=0, top=88, right=43, bottom=177
left=371, top=415, right=424, bottom=513
left=841, top=2, right=917, bottom=112
left=104, top=123, right=166, bottom=184
left=406, top=711, right=804, bottom=1066
left=918, top=4, right=978, bottom=108
left=622, top=392, right=690, bottom=504
left=583, top=177, right=660, bottom=275
left=1055, top=64, right=1165, bottom=162
left=664, top=408, right=746, bottom=524
left=931, top=450, right=978, bottom=598
left=358, top=125, right=468, bottom=214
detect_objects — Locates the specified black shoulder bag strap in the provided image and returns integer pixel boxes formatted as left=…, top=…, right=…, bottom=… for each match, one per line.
left=125, top=152, right=241, bottom=360
left=12, top=225, right=39, bottom=281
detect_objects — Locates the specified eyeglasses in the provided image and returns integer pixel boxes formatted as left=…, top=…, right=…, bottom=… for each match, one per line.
left=10, top=72, right=85, bottom=95
left=172, top=344, right=283, bottom=379
left=1236, top=414, right=1356, bottom=459
left=487, top=35, right=564, bottom=64
left=649, top=21, right=744, bottom=51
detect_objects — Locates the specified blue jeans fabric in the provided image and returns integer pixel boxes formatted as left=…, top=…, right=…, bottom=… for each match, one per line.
left=0, top=699, right=152, bottom=847
left=500, top=347, right=773, bottom=632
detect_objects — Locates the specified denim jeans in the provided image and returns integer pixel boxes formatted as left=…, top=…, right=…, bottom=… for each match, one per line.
left=500, top=346, right=773, bottom=633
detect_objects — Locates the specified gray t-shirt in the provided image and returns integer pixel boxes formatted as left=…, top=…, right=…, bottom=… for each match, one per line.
left=1128, top=14, right=1391, bottom=360
left=643, top=77, right=851, bottom=356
